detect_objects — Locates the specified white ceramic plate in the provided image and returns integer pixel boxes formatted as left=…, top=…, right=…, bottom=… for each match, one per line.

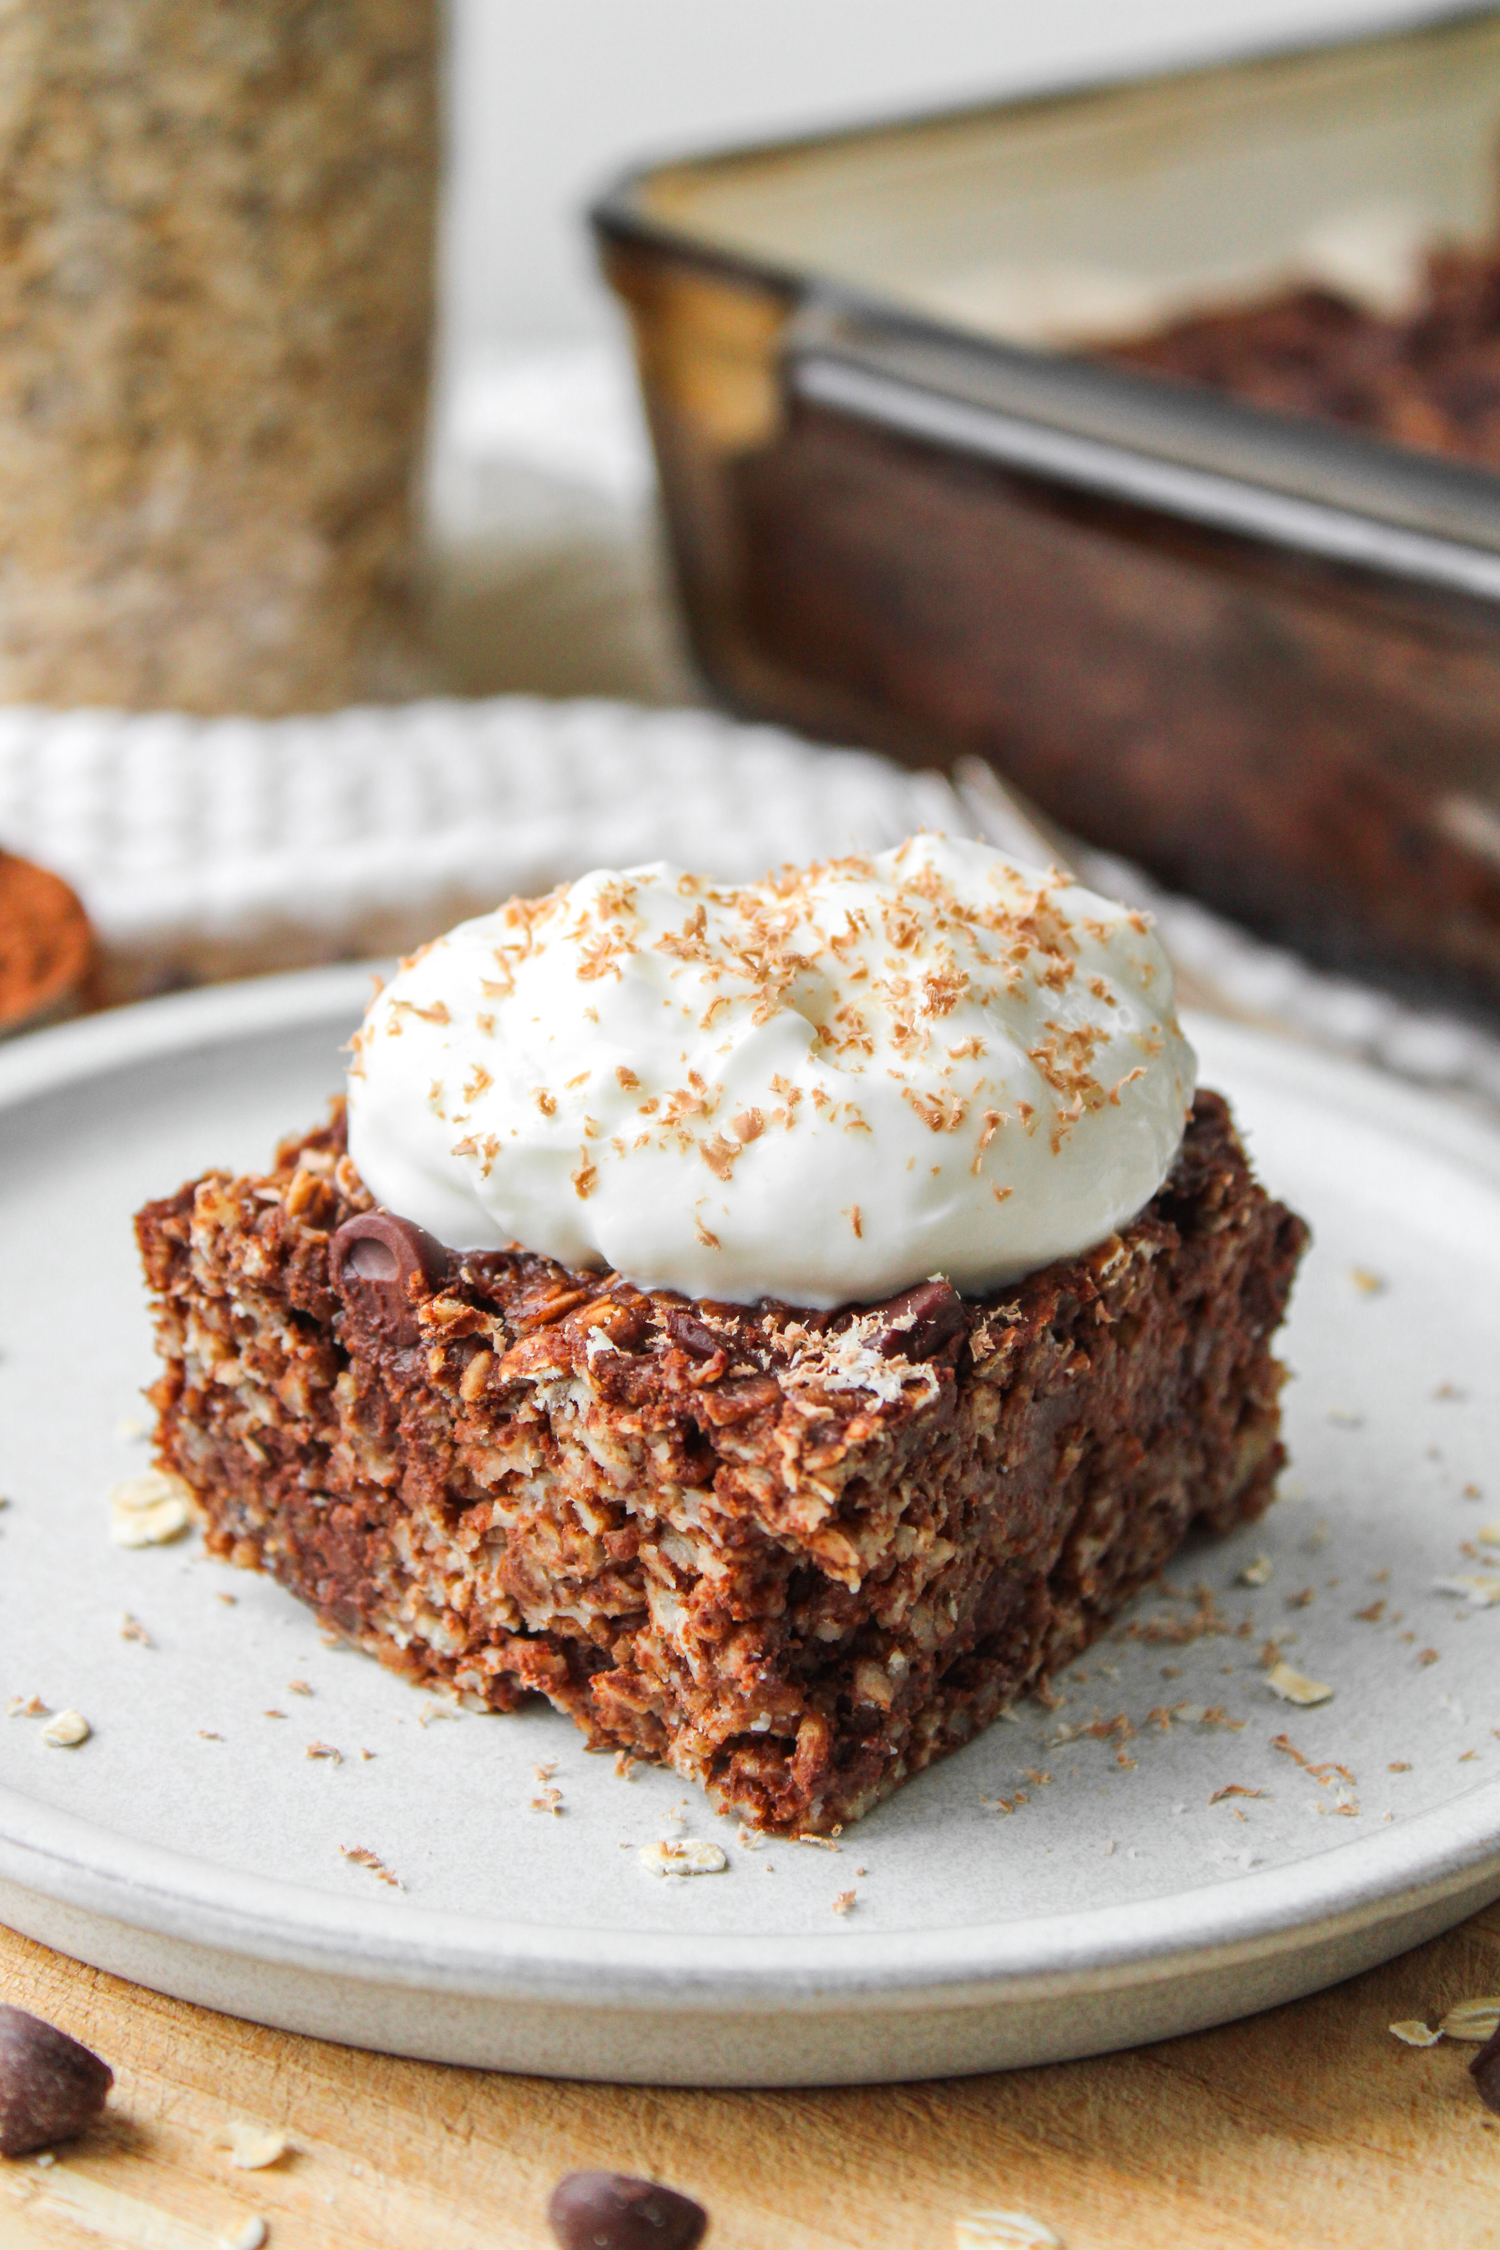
left=2, top=970, right=1499, bottom=2086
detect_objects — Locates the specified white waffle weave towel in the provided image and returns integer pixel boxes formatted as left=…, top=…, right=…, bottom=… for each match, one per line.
left=4, top=689, right=1500, bottom=1109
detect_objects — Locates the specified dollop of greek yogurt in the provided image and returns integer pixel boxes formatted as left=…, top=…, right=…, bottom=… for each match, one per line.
left=346, top=835, right=1196, bottom=1306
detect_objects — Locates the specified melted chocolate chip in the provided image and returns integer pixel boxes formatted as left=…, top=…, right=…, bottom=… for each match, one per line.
left=869, top=1277, right=966, bottom=1361
left=0, top=2005, right=113, bottom=2156
left=547, top=2171, right=708, bottom=2250
left=329, top=1210, right=451, bottom=1349
left=1471, top=2023, right=1500, bottom=2113
left=665, top=1309, right=724, bottom=1360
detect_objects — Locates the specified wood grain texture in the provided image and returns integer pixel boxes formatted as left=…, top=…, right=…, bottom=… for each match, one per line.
left=3, top=1912, right=1500, bottom=2248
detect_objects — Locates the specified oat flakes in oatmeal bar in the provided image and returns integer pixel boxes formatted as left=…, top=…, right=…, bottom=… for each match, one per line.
left=136, top=1090, right=1305, bottom=1833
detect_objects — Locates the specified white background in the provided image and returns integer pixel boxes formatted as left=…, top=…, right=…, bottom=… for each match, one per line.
left=441, top=0, right=1448, bottom=357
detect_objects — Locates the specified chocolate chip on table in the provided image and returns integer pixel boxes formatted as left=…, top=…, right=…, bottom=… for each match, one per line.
left=329, top=1210, right=451, bottom=1349
left=547, top=2170, right=708, bottom=2250
left=869, top=1277, right=967, bottom=1361
left=1471, top=2023, right=1500, bottom=2113
left=0, top=2004, right=113, bottom=2156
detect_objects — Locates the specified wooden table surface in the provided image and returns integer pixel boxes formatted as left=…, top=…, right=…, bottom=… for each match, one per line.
left=3, top=1904, right=1500, bottom=2249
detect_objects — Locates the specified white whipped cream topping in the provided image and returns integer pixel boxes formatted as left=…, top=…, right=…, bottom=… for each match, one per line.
left=346, top=835, right=1196, bottom=1306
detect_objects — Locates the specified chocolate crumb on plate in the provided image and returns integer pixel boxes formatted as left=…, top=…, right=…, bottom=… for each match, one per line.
left=0, top=2005, right=112, bottom=2156
left=547, top=2172, right=708, bottom=2250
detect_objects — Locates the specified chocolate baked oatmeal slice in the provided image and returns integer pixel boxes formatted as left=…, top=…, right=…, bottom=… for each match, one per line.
left=136, top=1089, right=1306, bottom=1833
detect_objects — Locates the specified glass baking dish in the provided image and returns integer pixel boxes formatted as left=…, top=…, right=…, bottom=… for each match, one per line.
left=594, top=6, right=1500, bottom=1020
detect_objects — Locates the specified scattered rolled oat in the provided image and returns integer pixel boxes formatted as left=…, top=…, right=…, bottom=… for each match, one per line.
left=1266, top=1661, right=1334, bottom=1707
left=6, top=1695, right=48, bottom=1719
left=638, top=1838, right=727, bottom=1878
left=1433, top=1574, right=1500, bottom=1609
left=41, top=1710, right=89, bottom=1748
left=1349, top=1267, right=1386, bottom=1296
left=287, top=1681, right=313, bottom=1697
left=109, top=1469, right=194, bottom=1547
left=1439, top=1998, right=1500, bottom=2043
left=222, top=2219, right=268, bottom=2250
left=954, top=2212, right=1063, bottom=2248
left=1479, top=1524, right=1500, bottom=1545
left=222, top=2122, right=289, bottom=2171
left=1389, top=2020, right=1441, bottom=2047
left=118, top=1613, right=151, bottom=1645
left=1237, top=1554, right=1272, bottom=1587
left=304, top=1742, right=341, bottom=1764
left=832, top=1889, right=856, bottom=1915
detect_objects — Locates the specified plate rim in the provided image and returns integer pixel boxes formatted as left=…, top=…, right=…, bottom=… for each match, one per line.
left=4, top=967, right=1500, bottom=2012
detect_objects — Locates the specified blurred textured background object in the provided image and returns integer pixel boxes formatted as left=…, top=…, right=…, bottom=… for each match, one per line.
left=0, top=0, right=438, bottom=714
left=0, top=849, right=95, bottom=1035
